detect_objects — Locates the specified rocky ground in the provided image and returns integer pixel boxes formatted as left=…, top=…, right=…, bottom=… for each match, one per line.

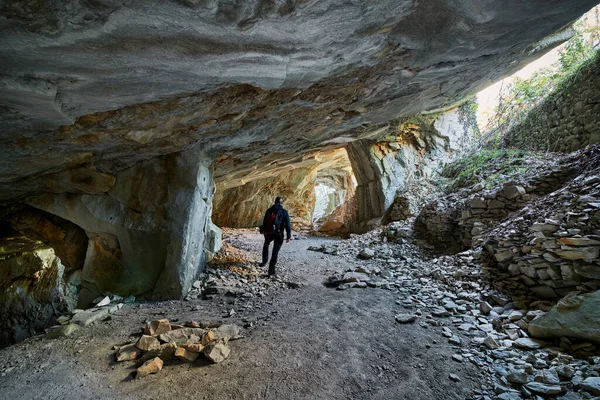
left=1, top=223, right=599, bottom=399
left=0, top=231, right=488, bottom=400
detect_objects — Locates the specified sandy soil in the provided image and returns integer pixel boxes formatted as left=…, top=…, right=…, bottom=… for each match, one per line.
left=0, top=233, right=485, bottom=399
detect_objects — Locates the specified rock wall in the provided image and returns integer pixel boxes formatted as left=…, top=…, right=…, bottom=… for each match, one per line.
left=346, top=115, right=471, bottom=232
left=212, top=167, right=317, bottom=229
left=416, top=145, right=600, bottom=299
left=0, top=247, right=72, bottom=347
left=28, top=149, right=216, bottom=306
left=503, top=52, right=600, bottom=152
left=0, top=207, right=89, bottom=346
left=482, top=148, right=600, bottom=299
left=213, top=147, right=354, bottom=230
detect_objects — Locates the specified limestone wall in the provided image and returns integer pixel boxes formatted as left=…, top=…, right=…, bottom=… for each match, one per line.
left=28, top=149, right=216, bottom=305
left=503, top=53, right=600, bottom=152
left=346, top=115, right=472, bottom=232
left=0, top=248, right=72, bottom=347
left=212, top=167, right=317, bottom=229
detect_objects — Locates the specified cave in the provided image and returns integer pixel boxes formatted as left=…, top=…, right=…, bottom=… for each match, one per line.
left=1, top=1, right=600, bottom=397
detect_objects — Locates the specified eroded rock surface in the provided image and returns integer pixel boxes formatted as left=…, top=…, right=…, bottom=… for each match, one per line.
left=1, top=1, right=596, bottom=201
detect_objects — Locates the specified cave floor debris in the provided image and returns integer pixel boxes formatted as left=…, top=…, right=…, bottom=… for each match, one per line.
left=0, top=233, right=486, bottom=399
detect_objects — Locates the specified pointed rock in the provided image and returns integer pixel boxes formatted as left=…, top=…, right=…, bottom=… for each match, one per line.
left=136, top=335, right=160, bottom=351
left=116, top=344, right=142, bottom=362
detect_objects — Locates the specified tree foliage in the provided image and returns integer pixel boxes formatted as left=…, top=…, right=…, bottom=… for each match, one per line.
left=480, top=21, right=600, bottom=148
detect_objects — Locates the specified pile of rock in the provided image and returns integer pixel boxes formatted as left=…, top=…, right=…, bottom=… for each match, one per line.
left=320, top=224, right=600, bottom=398
left=46, top=293, right=134, bottom=339
left=209, top=241, right=260, bottom=266
left=186, top=264, right=297, bottom=301
left=481, top=170, right=600, bottom=299
left=414, top=145, right=600, bottom=299
left=415, top=149, right=586, bottom=254
left=115, top=318, right=242, bottom=378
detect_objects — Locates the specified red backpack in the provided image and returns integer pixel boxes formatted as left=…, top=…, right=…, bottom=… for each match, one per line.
left=260, top=209, right=282, bottom=234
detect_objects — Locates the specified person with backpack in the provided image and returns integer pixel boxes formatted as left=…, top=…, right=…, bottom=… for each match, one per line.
left=259, top=196, right=292, bottom=276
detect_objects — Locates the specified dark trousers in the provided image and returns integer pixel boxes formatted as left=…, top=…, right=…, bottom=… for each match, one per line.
left=262, top=233, right=284, bottom=275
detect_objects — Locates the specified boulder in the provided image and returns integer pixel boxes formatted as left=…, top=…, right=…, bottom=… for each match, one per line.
left=529, top=290, right=600, bottom=344
left=136, top=357, right=163, bottom=378
left=136, top=335, right=160, bottom=351
left=144, top=319, right=172, bottom=336
left=514, top=338, right=546, bottom=350
left=203, top=340, right=231, bottom=363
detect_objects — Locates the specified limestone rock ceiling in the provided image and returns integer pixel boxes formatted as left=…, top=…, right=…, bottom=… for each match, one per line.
left=0, top=0, right=596, bottom=201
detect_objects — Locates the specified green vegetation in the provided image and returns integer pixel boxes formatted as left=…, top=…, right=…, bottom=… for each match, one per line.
left=481, top=20, right=600, bottom=147
left=440, top=149, right=543, bottom=192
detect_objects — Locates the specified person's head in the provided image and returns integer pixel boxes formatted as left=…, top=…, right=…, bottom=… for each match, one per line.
left=275, top=196, right=282, bottom=204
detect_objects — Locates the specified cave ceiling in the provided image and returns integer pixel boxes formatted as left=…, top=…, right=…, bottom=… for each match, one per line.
left=0, top=0, right=596, bottom=202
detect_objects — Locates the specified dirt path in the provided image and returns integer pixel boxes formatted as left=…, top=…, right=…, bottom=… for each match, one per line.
left=0, top=234, right=485, bottom=399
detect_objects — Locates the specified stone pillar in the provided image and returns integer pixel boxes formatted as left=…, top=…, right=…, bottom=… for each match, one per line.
left=28, top=149, right=216, bottom=306
left=345, top=140, right=391, bottom=228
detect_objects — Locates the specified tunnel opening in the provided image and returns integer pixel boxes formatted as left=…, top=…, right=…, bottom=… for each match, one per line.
left=313, top=183, right=337, bottom=223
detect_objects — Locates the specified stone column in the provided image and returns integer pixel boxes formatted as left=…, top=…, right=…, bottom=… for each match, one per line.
left=29, top=149, right=216, bottom=306
left=345, top=140, right=391, bottom=228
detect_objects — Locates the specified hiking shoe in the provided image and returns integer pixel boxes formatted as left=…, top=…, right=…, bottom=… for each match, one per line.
left=258, top=262, right=266, bottom=267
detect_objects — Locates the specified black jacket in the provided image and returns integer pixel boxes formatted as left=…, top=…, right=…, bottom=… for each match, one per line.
left=263, top=203, right=292, bottom=239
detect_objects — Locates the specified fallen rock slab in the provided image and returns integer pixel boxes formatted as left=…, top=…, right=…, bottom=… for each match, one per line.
left=528, top=290, right=600, bottom=344
left=525, top=382, right=563, bottom=395
left=71, top=305, right=119, bottom=326
left=136, top=357, right=163, bottom=378
left=514, top=337, right=546, bottom=350
left=395, top=314, right=418, bottom=324
left=580, top=377, right=600, bottom=396
left=47, top=323, right=80, bottom=339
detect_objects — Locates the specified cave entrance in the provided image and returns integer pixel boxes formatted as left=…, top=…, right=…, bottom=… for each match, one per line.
left=313, top=183, right=337, bottom=222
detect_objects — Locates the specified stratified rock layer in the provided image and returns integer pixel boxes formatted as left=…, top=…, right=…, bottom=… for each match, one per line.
left=0, top=1, right=596, bottom=201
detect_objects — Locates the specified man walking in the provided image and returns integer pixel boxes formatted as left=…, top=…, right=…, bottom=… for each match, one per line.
left=259, top=196, right=292, bottom=276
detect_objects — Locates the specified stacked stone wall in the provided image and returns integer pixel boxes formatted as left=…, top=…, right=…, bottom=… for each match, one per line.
left=415, top=145, right=600, bottom=298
